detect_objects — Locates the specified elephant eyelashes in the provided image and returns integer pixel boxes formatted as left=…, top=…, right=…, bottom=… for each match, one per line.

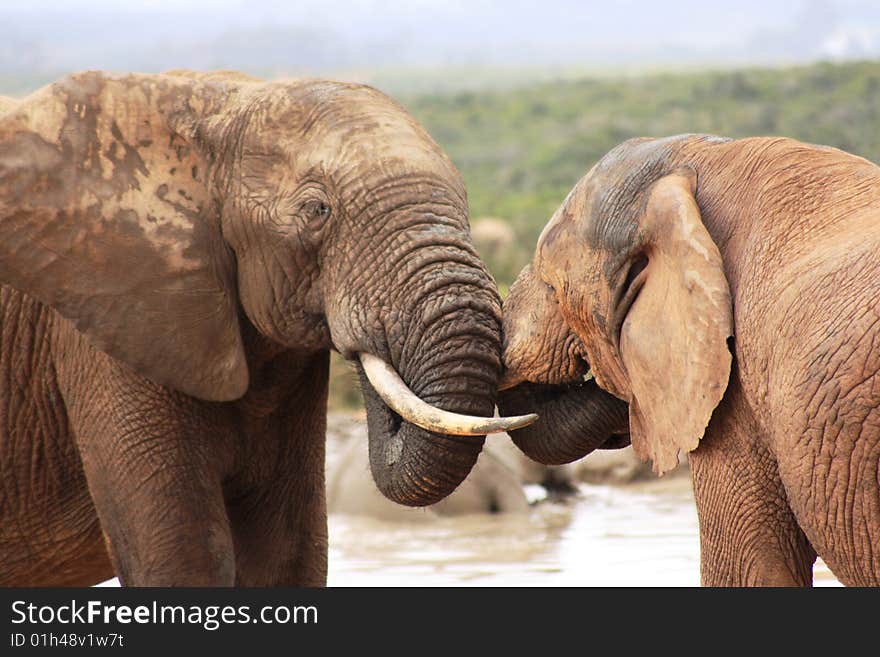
left=301, top=199, right=331, bottom=218
left=312, top=202, right=331, bottom=219
left=300, top=199, right=332, bottom=227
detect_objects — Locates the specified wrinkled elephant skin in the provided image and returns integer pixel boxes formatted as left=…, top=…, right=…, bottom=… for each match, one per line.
left=0, top=71, right=505, bottom=586
left=502, top=135, right=880, bottom=586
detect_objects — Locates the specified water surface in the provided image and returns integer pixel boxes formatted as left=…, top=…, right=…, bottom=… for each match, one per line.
left=328, top=477, right=840, bottom=587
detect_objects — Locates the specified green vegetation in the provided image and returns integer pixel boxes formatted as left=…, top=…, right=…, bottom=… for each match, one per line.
left=401, top=59, right=880, bottom=289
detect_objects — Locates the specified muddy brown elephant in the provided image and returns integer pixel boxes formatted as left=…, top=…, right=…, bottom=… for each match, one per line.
left=0, top=70, right=533, bottom=586
left=500, top=134, right=880, bottom=586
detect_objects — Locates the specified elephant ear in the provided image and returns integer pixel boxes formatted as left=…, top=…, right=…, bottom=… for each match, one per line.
left=619, top=172, right=733, bottom=474
left=0, top=71, right=249, bottom=401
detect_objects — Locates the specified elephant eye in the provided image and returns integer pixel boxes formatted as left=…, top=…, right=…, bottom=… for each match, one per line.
left=301, top=199, right=332, bottom=223
left=311, top=200, right=331, bottom=217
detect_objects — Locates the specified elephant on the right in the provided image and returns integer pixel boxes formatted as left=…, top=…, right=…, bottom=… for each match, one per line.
left=500, top=134, right=880, bottom=586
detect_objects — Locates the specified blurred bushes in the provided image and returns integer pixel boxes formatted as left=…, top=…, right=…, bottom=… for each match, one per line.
left=328, top=352, right=363, bottom=411
left=404, top=59, right=880, bottom=288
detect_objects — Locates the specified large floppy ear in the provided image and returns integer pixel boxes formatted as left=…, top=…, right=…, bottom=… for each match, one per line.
left=0, top=71, right=248, bottom=401
left=619, top=171, right=733, bottom=474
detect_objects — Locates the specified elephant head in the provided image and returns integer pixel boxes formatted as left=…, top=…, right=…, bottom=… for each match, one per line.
left=500, top=135, right=734, bottom=474
left=0, top=70, right=533, bottom=506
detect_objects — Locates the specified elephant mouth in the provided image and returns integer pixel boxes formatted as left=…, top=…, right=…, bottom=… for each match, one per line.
left=500, top=348, right=631, bottom=450
left=565, top=359, right=631, bottom=450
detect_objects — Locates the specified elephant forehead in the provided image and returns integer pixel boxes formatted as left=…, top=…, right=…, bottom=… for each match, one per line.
left=256, top=89, right=459, bottom=179
left=277, top=124, right=456, bottom=179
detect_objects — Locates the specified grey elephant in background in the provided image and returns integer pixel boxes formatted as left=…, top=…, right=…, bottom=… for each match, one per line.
left=326, top=422, right=659, bottom=520
left=328, top=433, right=531, bottom=519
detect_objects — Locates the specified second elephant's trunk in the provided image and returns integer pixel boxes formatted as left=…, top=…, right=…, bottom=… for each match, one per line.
left=499, top=380, right=630, bottom=465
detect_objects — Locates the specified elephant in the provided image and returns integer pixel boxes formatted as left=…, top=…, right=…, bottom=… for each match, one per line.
left=500, top=134, right=880, bottom=586
left=0, top=70, right=533, bottom=586
left=327, top=432, right=530, bottom=520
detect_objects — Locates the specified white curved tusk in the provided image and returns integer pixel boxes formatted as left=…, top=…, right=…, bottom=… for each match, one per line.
left=358, top=352, right=538, bottom=436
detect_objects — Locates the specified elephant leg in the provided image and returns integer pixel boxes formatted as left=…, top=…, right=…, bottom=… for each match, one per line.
left=226, top=430, right=328, bottom=586
left=227, top=351, right=330, bottom=587
left=64, top=358, right=238, bottom=586
left=689, top=386, right=816, bottom=586
left=77, top=432, right=235, bottom=585
left=226, top=476, right=328, bottom=587
left=773, top=405, right=880, bottom=586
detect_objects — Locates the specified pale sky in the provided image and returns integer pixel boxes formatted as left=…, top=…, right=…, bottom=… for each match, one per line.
left=3, top=0, right=879, bottom=91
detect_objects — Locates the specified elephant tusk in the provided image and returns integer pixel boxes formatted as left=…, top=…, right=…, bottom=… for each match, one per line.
left=358, top=352, right=539, bottom=436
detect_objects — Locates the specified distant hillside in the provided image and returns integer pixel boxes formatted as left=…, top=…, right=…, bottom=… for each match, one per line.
left=402, top=59, right=880, bottom=288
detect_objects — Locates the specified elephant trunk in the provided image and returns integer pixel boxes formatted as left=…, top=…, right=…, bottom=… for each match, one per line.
left=361, top=257, right=505, bottom=507
left=498, top=380, right=630, bottom=465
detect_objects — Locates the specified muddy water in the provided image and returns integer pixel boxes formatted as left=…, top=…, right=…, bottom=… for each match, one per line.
left=96, top=477, right=839, bottom=586
left=328, top=477, right=841, bottom=587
